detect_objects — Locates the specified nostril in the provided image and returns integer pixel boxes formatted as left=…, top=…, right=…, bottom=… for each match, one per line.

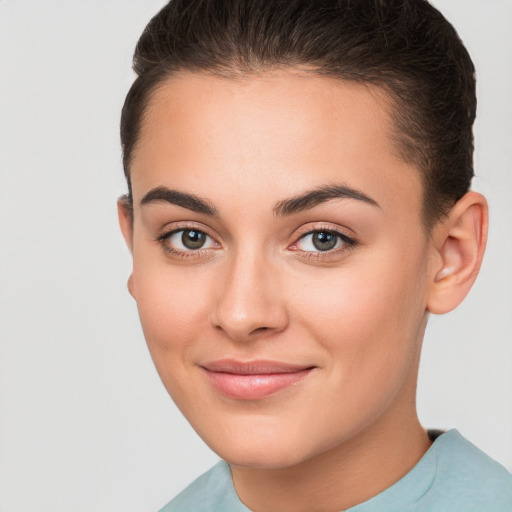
left=252, top=326, right=269, bottom=333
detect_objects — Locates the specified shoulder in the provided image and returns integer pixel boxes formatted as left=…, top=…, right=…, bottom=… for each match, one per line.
left=418, top=430, right=512, bottom=511
left=158, top=461, right=249, bottom=512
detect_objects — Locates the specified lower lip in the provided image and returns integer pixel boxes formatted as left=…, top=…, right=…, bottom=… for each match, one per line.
left=202, top=368, right=313, bottom=400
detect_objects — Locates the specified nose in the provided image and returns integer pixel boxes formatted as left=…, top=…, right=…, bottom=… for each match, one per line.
left=210, top=251, right=289, bottom=342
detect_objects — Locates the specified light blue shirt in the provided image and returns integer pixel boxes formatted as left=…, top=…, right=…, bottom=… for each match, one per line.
left=160, top=430, right=512, bottom=511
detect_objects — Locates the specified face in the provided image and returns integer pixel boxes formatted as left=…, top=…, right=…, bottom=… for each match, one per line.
left=123, top=70, right=434, bottom=469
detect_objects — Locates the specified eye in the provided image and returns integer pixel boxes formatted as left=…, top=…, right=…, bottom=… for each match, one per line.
left=162, top=228, right=217, bottom=252
left=299, top=231, right=340, bottom=251
left=292, top=229, right=357, bottom=254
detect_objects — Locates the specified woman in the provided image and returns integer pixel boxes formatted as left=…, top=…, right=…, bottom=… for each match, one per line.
left=118, top=0, right=512, bottom=510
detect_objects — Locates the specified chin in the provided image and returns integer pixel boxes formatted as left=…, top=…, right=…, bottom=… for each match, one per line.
left=217, top=443, right=309, bottom=470
left=196, top=419, right=332, bottom=470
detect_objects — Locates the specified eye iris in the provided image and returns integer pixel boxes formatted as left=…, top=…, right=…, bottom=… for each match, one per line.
left=181, top=230, right=206, bottom=249
left=312, top=231, right=337, bottom=251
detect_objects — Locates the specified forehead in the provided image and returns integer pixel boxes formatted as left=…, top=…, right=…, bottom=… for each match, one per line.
left=130, top=70, right=422, bottom=221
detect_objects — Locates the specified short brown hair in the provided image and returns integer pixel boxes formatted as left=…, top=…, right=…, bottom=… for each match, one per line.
left=121, top=0, right=476, bottom=227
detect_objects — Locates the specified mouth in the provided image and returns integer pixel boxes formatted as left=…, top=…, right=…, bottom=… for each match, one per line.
left=199, top=359, right=316, bottom=400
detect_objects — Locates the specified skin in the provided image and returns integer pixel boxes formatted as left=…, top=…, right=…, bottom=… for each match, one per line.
left=119, top=70, right=487, bottom=512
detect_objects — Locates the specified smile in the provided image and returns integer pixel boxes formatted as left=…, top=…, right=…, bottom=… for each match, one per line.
left=200, top=360, right=315, bottom=400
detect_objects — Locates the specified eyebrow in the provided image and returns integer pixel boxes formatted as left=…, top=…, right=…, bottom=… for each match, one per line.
left=140, top=186, right=218, bottom=216
left=273, top=184, right=380, bottom=217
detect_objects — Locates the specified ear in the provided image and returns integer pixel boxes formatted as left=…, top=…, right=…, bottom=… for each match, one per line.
left=117, top=195, right=134, bottom=252
left=117, top=196, right=136, bottom=298
left=427, top=191, right=488, bottom=314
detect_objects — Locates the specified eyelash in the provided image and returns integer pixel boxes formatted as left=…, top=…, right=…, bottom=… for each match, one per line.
left=156, top=224, right=219, bottom=260
left=289, top=226, right=359, bottom=261
left=156, top=224, right=358, bottom=261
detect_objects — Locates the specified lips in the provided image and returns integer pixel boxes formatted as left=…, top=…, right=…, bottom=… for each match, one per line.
left=199, top=359, right=315, bottom=400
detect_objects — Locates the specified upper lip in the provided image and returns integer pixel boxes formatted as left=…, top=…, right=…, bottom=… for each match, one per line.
left=200, top=359, right=315, bottom=375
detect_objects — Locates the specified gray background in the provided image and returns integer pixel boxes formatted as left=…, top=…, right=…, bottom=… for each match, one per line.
left=0, top=1, right=510, bottom=511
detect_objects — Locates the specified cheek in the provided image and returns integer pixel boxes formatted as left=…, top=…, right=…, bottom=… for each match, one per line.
left=132, top=264, right=216, bottom=410
left=281, top=251, right=429, bottom=442
left=131, top=253, right=212, bottom=359
left=292, top=247, right=429, bottom=375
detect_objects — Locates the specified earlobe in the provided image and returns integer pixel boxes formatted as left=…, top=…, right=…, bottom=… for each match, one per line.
left=427, top=191, right=488, bottom=314
left=127, top=273, right=136, bottom=298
